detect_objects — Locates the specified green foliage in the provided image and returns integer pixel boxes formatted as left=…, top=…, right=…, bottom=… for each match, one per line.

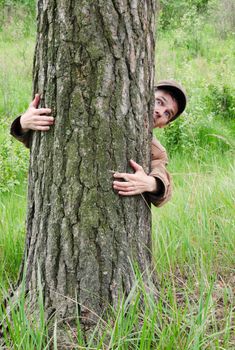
left=0, top=270, right=49, bottom=349
left=158, top=3, right=217, bottom=59
left=0, top=184, right=26, bottom=294
left=212, top=0, right=235, bottom=38
left=158, top=0, right=211, bottom=31
left=153, top=154, right=235, bottom=273
left=0, top=0, right=32, bottom=195
left=205, top=84, right=235, bottom=120
left=156, top=0, right=235, bottom=156
left=0, top=0, right=36, bottom=37
left=0, top=119, right=29, bottom=192
left=0, top=0, right=35, bottom=12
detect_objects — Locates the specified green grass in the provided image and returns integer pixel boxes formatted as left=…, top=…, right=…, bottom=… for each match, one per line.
left=0, top=183, right=27, bottom=294
left=152, top=153, right=235, bottom=276
left=0, top=2, right=234, bottom=349
left=0, top=3, right=35, bottom=117
left=0, top=38, right=35, bottom=117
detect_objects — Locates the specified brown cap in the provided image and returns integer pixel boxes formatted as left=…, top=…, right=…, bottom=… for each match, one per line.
left=155, top=80, right=187, bottom=121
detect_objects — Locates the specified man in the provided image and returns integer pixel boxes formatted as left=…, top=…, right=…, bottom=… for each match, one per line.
left=10, top=80, right=187, bottom=207
left=113, top=80, right=186, bottom=206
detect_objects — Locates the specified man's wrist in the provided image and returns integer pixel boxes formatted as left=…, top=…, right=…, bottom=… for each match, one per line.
left=147, top=176, right=158, bottom=193
left=147, top=176, right=165, bottom=196
left=20, top=115, right=30, bottom=133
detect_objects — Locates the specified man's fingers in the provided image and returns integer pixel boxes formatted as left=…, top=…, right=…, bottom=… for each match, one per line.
left=129, top=159, right=143, bottom=171
left=33, top=116, right=54, bottom=123
left=113, top=172, right=129, bottom=179
left=30, top=94, right=40, bottom=108
left=113, top=172, right=136, bottom=181
left=114, top=187, right=136, bottom=193
left=35, top=115, right=54, bottom=121
left=35, top=126, right=50, bottom=131
left=113, top=181, right=133, bottom=188
left=34, top=120, right=54, bottom=126
left=113, top=181, right=136, bottom=193
left=35, top=108, right=52, bottom=115
left=117, top=190, right=139, bottom=196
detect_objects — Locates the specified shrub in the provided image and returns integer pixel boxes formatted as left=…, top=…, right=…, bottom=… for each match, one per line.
left=158, top=0, right=211, bottom=31
left=212, top=0, right=235, bottom=38
left=205, top=84, right=235, bottom=120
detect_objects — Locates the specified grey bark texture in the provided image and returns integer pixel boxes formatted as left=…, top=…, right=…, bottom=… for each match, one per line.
left=20, top=0, right=156, bottom=335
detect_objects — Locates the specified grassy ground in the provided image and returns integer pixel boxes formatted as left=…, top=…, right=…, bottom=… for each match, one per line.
left=0, top=2, right=234, bottom=349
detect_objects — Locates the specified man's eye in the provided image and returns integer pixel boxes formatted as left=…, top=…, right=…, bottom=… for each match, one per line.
left=164, top=111, right=170, bottom=118
left=155, top=99, right=162, bottom=105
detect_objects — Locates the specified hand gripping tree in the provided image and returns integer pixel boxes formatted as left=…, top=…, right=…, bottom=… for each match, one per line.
left=18, top=0, right=155, bottom=337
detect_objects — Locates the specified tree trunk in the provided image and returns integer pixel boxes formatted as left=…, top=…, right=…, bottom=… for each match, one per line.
left=20, top=0, right=155, bottom=335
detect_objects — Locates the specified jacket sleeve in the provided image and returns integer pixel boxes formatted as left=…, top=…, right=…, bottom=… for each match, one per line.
left=146, top=137, right=172, bottom=207
left=10, top=116, right=32, bottom=148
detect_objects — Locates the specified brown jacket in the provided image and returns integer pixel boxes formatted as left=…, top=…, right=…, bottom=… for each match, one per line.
left=10, top=116, right=172, bottom=207
left=149, top=137, right=172, bottom=207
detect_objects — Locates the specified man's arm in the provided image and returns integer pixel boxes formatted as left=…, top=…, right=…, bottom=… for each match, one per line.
left=113, top=138, right=172, bottom=207
left=113, top=159, right=164, bottom=196
left=146, top=137, right=172, bottom=207
left=10, top=116, right=32, bottom=148
left=10, top=94, right=53, bottom=148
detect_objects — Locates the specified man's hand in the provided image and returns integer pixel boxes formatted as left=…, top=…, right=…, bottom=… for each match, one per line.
left=20, top=94, right=54, bottom=132
left=113, top=159, right=157, bottom=196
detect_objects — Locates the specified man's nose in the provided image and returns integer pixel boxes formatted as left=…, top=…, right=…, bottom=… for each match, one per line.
left=154, top=106, right=164, bottom=117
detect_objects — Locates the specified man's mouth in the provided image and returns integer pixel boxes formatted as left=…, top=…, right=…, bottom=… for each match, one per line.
left=153, top=114, right=159, bottom=122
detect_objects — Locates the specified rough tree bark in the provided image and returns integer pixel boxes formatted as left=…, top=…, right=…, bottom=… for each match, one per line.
left=18, top=0, right=155, bottom=336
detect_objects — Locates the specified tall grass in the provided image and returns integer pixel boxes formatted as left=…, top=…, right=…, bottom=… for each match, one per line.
left=0, top=183, right=26, bottom=292
left=0, top=1, right=35, bottom=117
left=0, top=1, right=234, bottom=349
left=152, top=154, right=235, bottom=273
left=1, top=258, right=234, bottom=349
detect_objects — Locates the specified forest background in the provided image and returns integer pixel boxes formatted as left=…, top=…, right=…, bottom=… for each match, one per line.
left=0, top=0, right=234, bottom=349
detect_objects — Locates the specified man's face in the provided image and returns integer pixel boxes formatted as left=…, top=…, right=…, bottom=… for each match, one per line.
left=153, top=89, right=178, bottom=128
